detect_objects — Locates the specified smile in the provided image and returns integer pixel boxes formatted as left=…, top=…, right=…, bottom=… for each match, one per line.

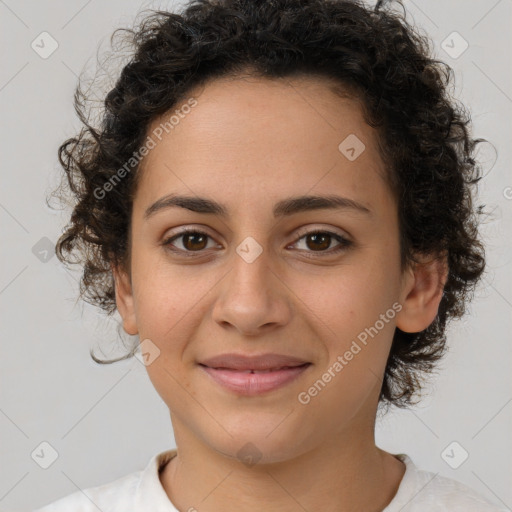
left=199, top=363, right=312, bottom=395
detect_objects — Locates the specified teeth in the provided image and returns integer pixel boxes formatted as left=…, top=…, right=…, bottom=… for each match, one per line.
left=241, top=367, right=294, bottom=373
left=211, top=364, right=308, bottom=373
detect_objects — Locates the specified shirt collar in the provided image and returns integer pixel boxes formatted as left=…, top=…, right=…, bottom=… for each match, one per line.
left=382, top=453, right=422, bottom=511
left=133, top=449, right=416, bottom=511
left=134, top=448, right=179, bottom=511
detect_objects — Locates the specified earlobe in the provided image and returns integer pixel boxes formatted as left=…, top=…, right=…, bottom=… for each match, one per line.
left=396, top=253, right=448, bottom=334
left=112, top=264, right=139, bottom=336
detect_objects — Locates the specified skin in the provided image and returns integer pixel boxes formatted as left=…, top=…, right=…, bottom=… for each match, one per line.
left=113, top=74, right=448, bottom=512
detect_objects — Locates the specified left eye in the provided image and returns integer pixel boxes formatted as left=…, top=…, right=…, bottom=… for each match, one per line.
left=162, top=229, right=352, bottom=256
left=291, top=231, right=351, bottom=254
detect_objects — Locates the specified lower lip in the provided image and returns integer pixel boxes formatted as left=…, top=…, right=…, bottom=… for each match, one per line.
left=199, top=363, right=311, bottom=395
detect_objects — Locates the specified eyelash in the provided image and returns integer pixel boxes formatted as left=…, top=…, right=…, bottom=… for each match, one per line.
left=161, top=227, right=353, bottom=258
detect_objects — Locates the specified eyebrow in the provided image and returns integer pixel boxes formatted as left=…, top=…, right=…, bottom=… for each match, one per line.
left=144, top=193, right=373, bottom=220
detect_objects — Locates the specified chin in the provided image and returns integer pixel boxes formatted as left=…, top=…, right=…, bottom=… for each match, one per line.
left=203, top=417, right=316, bottom=467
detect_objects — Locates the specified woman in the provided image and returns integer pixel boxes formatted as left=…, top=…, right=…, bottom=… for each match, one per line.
left=35, top=0, right=505, bottom=510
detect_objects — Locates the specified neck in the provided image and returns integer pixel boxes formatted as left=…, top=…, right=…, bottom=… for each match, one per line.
left=159, top=416, right=406, bottom=512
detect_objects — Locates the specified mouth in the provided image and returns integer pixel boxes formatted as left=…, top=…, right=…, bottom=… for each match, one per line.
left=202, top=365, right=310, bottom=373
left=198, top=360, right=312, bottom=395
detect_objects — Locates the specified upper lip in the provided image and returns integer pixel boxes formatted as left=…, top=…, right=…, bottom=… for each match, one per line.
left=199, top=353, right=310, bottom=371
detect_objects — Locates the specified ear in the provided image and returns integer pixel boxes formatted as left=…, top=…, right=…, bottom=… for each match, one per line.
left=112, top=263, right=138, bottom=336
left=395, top=252, right=448, bottom=334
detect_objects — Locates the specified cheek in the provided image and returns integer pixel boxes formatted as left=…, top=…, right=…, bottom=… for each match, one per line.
left=129, top=260, right=210, bottom=384
left=296, top=263, right=391, bottom=329
left=296, top=278, right=398, bottom=423
left=296, top=261, right=399, bottom=370
left=130, top=251, right=203, bottom=338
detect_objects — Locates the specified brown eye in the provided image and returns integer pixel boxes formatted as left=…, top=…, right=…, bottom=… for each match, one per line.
left=181, top=232, right=208, bottom=251
left=162, top=228, right=352, bottom=258
left=304, top=233, right=331, bottom=251
left=291, top=230, right=352, bottom=257
left=163, top=229, right=216, bottom=254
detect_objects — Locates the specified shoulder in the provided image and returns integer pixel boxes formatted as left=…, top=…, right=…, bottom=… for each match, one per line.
left=417, top=471, right=507, bottom=511
left=388, top=454, right=508, bottom=512
left=33, top=470, right=141, bottom=512
left=33, top=449, right=179, bottom=512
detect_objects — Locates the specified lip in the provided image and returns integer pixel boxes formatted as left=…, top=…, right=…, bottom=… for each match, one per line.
left=199, top=353, right=310, bottom=371
left=198, top=353, right=312, bottom=396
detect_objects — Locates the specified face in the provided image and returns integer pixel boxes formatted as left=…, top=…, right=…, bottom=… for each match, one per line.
left=114, top=74, right=445, bottom=464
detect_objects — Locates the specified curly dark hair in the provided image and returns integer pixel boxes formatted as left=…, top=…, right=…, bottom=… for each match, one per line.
left=51, top=0, right=489, bottom=409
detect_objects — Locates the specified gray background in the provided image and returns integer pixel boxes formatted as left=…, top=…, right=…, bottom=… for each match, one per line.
left=0, top=0, right=511, bottom=510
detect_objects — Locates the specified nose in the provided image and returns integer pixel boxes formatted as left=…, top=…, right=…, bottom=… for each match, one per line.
left=211, top=240, right=292, bottom=337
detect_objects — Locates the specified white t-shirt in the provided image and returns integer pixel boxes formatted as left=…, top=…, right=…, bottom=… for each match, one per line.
left=34, top=449, right=507, bottom=511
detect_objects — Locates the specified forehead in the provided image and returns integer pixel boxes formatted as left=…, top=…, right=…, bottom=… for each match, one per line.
left=134, top=75, right=392, bottom=220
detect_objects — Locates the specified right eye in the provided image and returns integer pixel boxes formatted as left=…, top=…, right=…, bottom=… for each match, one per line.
left=162, top=228, right=219, bottom=255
